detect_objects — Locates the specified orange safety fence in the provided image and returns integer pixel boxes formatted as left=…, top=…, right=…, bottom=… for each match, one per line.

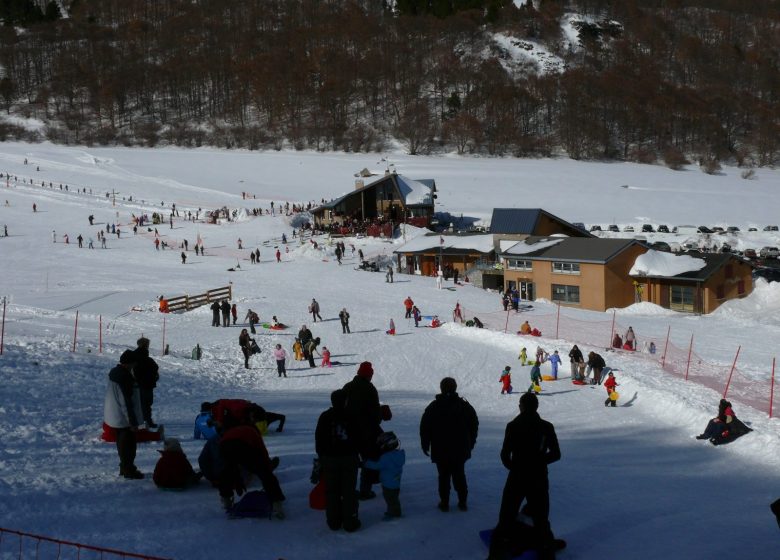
left=462, top=304, right=776, bottom=418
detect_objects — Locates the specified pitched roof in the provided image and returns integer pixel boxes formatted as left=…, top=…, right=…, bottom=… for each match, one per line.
left=313, top=173, right=434, bottom=213
left=489, top=208, right=592, bottom=236
left=502, top=236, right=640, bottom=264
left=630, top=251, right=748, bottom=282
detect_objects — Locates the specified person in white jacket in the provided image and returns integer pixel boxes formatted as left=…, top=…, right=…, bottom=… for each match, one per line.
left=104, top=350, right=144, bottom=479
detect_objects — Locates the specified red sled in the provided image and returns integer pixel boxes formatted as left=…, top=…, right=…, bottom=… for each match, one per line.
left=101, top=422, right=164, bottom=443
left=572, top=380, right=587, bottom=386
left=309, top=479, right=327, bottom=510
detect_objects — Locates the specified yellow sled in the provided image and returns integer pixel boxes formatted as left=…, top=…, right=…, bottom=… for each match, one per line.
left=533, top=384, right=542, bottom=393
left=609, top=391, right=620, bottom=401
left=542, top=375, right=556, bottom=381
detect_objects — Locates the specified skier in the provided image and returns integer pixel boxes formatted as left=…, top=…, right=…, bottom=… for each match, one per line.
left=500, top=367, right=512, bottom=395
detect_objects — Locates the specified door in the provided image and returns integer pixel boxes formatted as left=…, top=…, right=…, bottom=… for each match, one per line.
left=520, top=281, right=535, bottom=301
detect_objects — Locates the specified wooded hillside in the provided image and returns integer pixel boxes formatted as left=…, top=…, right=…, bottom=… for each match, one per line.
left=1, top=0, right=777, bottom=167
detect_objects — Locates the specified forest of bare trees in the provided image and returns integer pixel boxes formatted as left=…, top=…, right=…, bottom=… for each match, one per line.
left=0, top=0, right=777, bottom=167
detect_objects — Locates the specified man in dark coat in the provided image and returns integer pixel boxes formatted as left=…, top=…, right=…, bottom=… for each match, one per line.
left=220, top=300, right=231, bottom=327
left=133, top=337, right=160, bottom=427
left=315, top=389, right=361, bottom=532
left=103, top=350, right=143, bottom=479
left=298, top=324, right=313, bottom=362
left=586, top=351, right=606, bottom=385
left=342, top=361, right=382, bottom=500
left=420, top=377, right=478, bottom=512
left=338, top=308, right=350, bottom=334
left=210, top=300, right=221, bottom=327
left=489, top=392, right=560, bottom=559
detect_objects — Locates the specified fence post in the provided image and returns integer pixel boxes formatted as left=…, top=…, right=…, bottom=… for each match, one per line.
left=0, top=296, right=6, bottom=355
left=608, top=310, right=616, bottom=348
left=684, top=334, right=694, bottom=381
left=722, top=346, right=741, bottom=398
left=504, top=307, right=510, bottom=334
left=72, top=310, right=79, bottom=352
left=661, top=325, right=671, bottom=368
left=161, top=316, right=166, bottom=357
left=185, top=294, right=189, bottom=310
left=770, top=357, right=775, bottom=419
left=99, top=315, right=102, bottom=354
left=555, top=303, right=561, bottom=339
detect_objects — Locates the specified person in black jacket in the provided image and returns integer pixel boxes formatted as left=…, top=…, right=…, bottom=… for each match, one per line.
left=339, top=308, right=350, bottom=334
left=342, top=361, right=382, bottom=500
left=133, top=337, right=160, bottom=427
left=420, top=377, right=478, bottom=512
left=238, top=329, right=254, bottom=369
left=210, top=301, right=221, bottom=327
left=586, top=351, right=606, bottom=385
left=568, top=345, right=583, bottom=379
left=490, top=392, right=560, bottom=559
left=315, top=389, right=361, bottom=532
left=220, top=300, right=231, bottom=327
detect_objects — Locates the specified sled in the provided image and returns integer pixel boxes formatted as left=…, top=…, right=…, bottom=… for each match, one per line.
left=532, top=384, right=542, bottom=393
left=479, top=528, right=566, bottom=559
left=228, top=490, right=273, bottom=519
left=261, top=322, right=287, bottom=330
left=101, top=422, right=164, bottom=443
left=309, top=479, right=327, bottom=510
left=250, top=340, right=261, bottom=354
left=542, top=375, right=556, bottom=381
left=609, top=391, right=620, bottom=401
left=572, top=379, right=587, bottom=385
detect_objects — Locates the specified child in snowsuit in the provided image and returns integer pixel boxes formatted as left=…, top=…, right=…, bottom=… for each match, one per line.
left=518, top=347, right=528, bottom=366
left=500, top=367, right=512, bottom=395
left=363, top=431, right=405, bottom=520
left=528, top=361, right=542, bottom=393
left=387, top=318, right=396, bottom=335
left=603, top=371, right=618, bottom=407
left=548, top=350, right=562, bottom=380
left=293, top=339, right=304, bottom=361
left=535, top=346, right=547, bottom=364
left=153, top=438, right=202, bottom=490
left=321, top=346, right=332, bottom=368
left=412, top=306, right=421, bottom=328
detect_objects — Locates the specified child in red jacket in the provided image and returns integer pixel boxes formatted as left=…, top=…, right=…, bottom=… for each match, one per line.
left=153, top=438, right=202, bottom=489
left=499, top=366, right=512, bottom=395
left=604, top=371, right=618, bottom=407
left=321, top=346, right=332, bottom=368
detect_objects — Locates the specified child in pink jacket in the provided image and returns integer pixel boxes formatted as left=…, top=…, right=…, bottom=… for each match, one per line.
left=273, top=344, right=287, bottom=377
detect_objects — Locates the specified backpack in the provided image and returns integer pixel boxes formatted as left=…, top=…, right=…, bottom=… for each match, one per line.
left=250, top=340, right=261, bottom=354
left=228, top=490, right=272, bottom=519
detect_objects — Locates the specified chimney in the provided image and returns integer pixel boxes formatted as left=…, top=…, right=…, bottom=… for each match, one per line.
left=355, top=179, right=364, bottom=190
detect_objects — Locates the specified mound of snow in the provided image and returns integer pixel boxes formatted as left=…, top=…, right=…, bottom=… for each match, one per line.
left=608, top=301, right=679, bottom=317
left=629, top=250, right=706, bottom=277
left=711, top=278, right=780, bottom=324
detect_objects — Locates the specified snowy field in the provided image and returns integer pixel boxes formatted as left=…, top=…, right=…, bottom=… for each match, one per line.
left=0, top=142, right=778, bottom=559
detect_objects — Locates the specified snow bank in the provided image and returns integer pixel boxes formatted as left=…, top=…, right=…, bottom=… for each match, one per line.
left=711, top=278, right=780, bottom=325
left=608, top=301, right=679, bottom=317
left=629, top=249, right=706, bottom=277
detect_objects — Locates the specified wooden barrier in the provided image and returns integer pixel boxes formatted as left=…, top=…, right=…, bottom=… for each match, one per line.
left=166, top=285, right=232, bottom=312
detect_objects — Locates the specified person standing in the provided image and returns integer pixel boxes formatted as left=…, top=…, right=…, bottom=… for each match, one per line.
left=339, top=308, right=351, bottom=334
left=403, top=297, right=414, bottom=319
left=77, top=234, right=83, bottom=248
left=103, top=350, right=144, bottom=479
left=276, top=248, right=281, bottom=262
left=420, top=377, right=478, bottom=512
left=220, top=300, right=230, bottom=327
left=239, top=328, right=253, bottom=369
left=315, top=389, right=361, bottom=532
left=133, top=337, right=160, bottom=428
left=412, top=305, right=421, bottom=328
left=255, top=248, right=260, bottom=262
left=273, top=344, right=287, bottom=378
left=310, top=298, right=322, bottom=322
left=52, top=230, right=56, bottom=243
left=181, top=251, right=187, bottom=264
left=342, top=362, right=382, bottom=500
left=625, top=326, right=636, bottom=350
left=210, top=300, right=220, bottom=327
left=489, top=392, right=560, bottom=559
left=436, top=269, right=443, bottom=290
left=231, top=303, right=238, bottom=325
left=568, top=345, right=583, bottom=378
left=386, top=266, right=393, bottom=283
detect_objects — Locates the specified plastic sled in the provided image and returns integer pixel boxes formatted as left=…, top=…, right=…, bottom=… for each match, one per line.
left=542, top=375, right=556, bottom=381
left=228, top=490, right=272, bottom=519
left=572, top=379, right=587, bottom=385
left=532, top=384, right=542, bottom=393
left=101, top=422, right=163, bottom=443
left=609, top=391, right=620, bottom=401
left=309, top=479, right=327, bottom=510
left=478, top=530, right=538, bottom=560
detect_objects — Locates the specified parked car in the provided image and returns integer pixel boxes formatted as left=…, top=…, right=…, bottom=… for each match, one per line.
left=651, top=241, right=672, bottom=252
left=763, top=225, right=779, bottom=231
left=676, top=225, right=698, bottom=235
left=720, top=243, right=732, bottom=253
left=641, top=224, right=654, bottom=233
left=657, top=225, right=670, bottom=233
left=726, top=226, right=740, bottom=233
left=589, top=225, right=602, bottom=232
left=572, top=222, right=586, bottom=231
left=712, top=226, right=725, bottom=233
left=743, top=248, right=757, bottom=259
left=623, top=225, right=635, bottom=232
left=608, top=224, right=620, bottom=232
left=698, top=226, right=713, bottom=234
left=759, top=246, right=780, bottom=259
left=748, top=227, right=758, bottom=232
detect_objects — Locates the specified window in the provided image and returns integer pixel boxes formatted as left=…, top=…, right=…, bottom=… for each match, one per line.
left=670, top=285, right=695, bottom=312
left=552, top=262, right=580, bottom=275
left=506, top=259, right=532, bottom=271
left=552, top=284, right=580, bottom=304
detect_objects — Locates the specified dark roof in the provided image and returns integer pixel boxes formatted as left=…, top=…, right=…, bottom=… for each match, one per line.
left=631, top=251, right=750, bottom=283
left=313, top=173, right=434, bottom=213
left=501, top=236, right=640, bottom=264
left=489, top=208, right=593, bottom=237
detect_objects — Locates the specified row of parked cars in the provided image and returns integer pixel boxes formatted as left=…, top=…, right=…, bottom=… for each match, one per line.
left=580, top=224, right=779, bottom=234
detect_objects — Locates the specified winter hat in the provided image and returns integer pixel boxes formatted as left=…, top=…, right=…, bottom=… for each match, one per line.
left=504, top=366, right=511, bottom=372
left=119, top=350, right=137, bottom=365
left=440, top=377, right=457, bottom=394
left=357, top=361, right=374, bottom=379
left=330, top=389, right=347, bottom=408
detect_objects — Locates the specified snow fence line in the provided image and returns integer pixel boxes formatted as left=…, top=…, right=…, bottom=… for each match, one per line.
left=0, top=527, right=171, bottom=560
left=461, top=304, right=776, bottom=419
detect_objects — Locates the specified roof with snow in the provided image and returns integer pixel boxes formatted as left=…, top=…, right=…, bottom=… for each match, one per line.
left=629, top=251, right=750, bottom=282
left=489, top=208, right=592, bottom=237
left=501, top=236, right=639, bottom=263
left=393, top=233, right=494, bottom=255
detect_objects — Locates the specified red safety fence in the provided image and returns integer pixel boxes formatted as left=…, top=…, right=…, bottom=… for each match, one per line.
left=462, top=304, right=775, bottom=418
left=0, top=527, right=171, bottom=560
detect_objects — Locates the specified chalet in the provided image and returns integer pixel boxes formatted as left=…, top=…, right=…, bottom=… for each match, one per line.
left=393, top=233, right=494, bottom=277
left=311, top=171, right=436, bottom=237
left=629, top=251, right=752, bottom=314
left=500, top=237, right=647, bottom=311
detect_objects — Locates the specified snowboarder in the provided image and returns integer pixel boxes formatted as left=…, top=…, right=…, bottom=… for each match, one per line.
left=500, top=367, right=512, bottom=395
left=339, top=308, right=350, bottom=334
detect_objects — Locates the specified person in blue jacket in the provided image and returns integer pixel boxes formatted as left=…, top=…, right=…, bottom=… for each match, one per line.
left=547, top=350, right=562, bottom=380
left=363, top=431, right=405, bottom=520
left=194, top=402, right=219, bottom=441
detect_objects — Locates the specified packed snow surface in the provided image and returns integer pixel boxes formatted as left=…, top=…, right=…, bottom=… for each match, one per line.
left=0, top=142, right=778, bottom=560
left=629, top=249, right=707, bottom=277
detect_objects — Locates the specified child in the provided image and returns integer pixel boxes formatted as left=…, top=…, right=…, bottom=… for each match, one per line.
left=518, top=347, right=527, bottom=366
left=321, top=346, right=332, bottom=368
left=292, top=338, right=304, bottom=361
left=153, top=438, right=202, bottom=490
left=363, top=431, right=405, bottom=520
left=604, top=371, right=618, bottom=407
left=528, top=361, right=542, bottom=393
left=500, top=366, right=512, bottom=395
left=535, top=346, right=547, bottom=364
left=430, top=316, right=441, bottom=328
left=412, top=306, right=421, bottom=328
left=387, top=318, right=396, bottom=335
left=273, top=343, right=287, bottom=377
left=548, top=350, right=561, bottom=380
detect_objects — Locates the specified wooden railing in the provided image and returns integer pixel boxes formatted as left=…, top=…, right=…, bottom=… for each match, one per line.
left=166, top=285, right=232, bottom=312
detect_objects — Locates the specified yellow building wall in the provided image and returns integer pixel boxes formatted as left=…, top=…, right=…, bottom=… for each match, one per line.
left=604, top=245, right=648, bottom=309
